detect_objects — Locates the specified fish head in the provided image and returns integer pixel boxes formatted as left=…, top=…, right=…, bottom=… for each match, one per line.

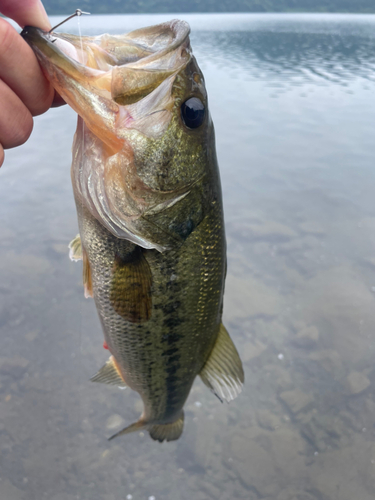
left=22, top=21, right=215, bottom=250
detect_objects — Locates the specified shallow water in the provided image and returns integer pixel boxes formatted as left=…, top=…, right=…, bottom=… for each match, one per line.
left=1, top=13, right=375, bottom=500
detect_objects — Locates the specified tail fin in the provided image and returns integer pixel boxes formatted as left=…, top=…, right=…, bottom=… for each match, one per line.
left=108, top=411, right=184, bottom=443
left=148, top=411, right=184, bottom=442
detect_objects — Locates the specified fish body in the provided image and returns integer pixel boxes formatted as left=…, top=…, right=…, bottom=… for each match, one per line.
left=22, top=20, right=244, bottom=442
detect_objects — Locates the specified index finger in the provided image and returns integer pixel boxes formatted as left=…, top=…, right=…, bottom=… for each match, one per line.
left=0, top=1, right=64, bottom=108
left=0, top=18, right=54, bottom=116
left=0, top=0, right=51, bottom=30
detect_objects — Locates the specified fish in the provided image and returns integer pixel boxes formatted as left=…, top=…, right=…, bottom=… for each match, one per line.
left=22, top=19, right=244, bottom=442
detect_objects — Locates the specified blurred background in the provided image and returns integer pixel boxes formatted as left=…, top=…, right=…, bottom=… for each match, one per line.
left=41, top=0, right=375, bottom=14
left=1, top=2, right=375, bottom=500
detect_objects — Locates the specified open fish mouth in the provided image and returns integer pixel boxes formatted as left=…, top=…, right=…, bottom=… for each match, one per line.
left=22, top=20, right=208, bottom=251
left=21, top=21, right=192, bottom=144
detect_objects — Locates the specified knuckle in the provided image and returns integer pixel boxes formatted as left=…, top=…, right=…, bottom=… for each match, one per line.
left=6, top=110, right=34, bottom=148
left=0, top=147, right=4, bottom=168
left=31, top=86, right=54, bottom=117
left=13, top=114, right=34, bottom=147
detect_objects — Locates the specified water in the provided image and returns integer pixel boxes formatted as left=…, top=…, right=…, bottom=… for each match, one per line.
left=1, top=13, right=375, bottom=500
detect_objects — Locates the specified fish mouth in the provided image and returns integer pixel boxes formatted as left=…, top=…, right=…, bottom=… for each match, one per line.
left=21, top=21, right=192, bottom=146
left=22, top=21, right=201, bottom=252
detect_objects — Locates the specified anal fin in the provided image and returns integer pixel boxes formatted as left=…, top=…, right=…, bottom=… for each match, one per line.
left=69, top=234, right=83, bottom=261
left=200, top=323, right=244, bottom=403
left=90, top=356, right=127, bottom=387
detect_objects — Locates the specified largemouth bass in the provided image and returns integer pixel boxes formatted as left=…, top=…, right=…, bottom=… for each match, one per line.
left=22, top=19, right=244, bottom=442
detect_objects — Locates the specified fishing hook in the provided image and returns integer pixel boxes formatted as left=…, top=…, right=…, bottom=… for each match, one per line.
left=49, top=9, right=90, bottom=33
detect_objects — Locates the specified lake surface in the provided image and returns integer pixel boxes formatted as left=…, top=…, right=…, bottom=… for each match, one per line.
left=1, top=12, right=375, bottom=500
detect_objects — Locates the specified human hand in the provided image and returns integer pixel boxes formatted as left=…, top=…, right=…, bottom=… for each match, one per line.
left=0, top=0, right=64, bottom=167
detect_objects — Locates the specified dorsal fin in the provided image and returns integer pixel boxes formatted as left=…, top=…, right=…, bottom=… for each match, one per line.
left=90, top=356, right=127, bottom=387
left=199, top=323, right=244, bottom=403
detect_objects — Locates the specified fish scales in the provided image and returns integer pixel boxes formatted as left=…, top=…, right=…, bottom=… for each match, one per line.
left=78, top=177, right=225, bottom=423
left=22, top=18, right=244, bottom=442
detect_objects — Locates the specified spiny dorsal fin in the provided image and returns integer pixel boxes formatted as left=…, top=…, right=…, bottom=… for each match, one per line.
left=69, top=234, right=83, bottom=261
left=83, top=249, right=93, bottom=299
left=110, top=247, right=152, bottom=323
left=200, top=323, right=244, bottom=403
left=90, top=356, right=127, bottom=387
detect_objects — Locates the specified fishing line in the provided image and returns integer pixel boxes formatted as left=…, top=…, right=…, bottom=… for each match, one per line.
left=77, top=13, right=86, bottom=369
left=48, top=7, right=91, bottom=439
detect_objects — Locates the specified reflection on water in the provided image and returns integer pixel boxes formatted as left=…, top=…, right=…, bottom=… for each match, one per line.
left=197, top=30, right=375, bottom=86
left=1, top=13, right=375, bottom=500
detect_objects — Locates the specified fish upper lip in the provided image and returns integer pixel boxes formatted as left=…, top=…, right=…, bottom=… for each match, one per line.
left=21, top=21, right=194, bottom=149
left=21, top=20, right=192, bottom=76
left=21, top=26, right=71, bottom=62
left=21, top=26, right=102, bottom=81
left=21, top=21, right=192, bottom=105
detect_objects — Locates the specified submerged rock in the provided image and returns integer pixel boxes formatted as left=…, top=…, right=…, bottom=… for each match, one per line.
left=230, top=434, right=279, bottom=497
left=0, top=356, right=29, bottom=379
left=300, top=267, right=375, bottom=365
left=298, top=221, right=326, bottom=236
left=246, top=220, right=297, bottom=241
left=277, top=488, right=317, bottom=500
left=243, top=339, right=267, bottom=362
left=105, top=414, right=125, bottom=430
left=291, top=325, right=320, bottom=349
left=230, top=428, right=306, bottom=497
left=308, top=349, right=343, bottom=380
left=263, top=363, right=293, bottom=391
left=308, top=436, right=375, bottom=500
left=0, top=479, right=25, bottom=500
left=345, top=371, right=370, bottom=395
left=256, top=409, right=281, bottom=430
left=224, top=275, right=282, bottom=320
left=279, top=389, right=314, bottom=415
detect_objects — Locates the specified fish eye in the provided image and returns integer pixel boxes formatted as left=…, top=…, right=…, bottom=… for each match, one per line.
left=181, top=97, right=205, bottom=129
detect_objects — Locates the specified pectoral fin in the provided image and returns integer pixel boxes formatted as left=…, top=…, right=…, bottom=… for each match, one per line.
left=200, top=323, right=244, bottom=403
left=110, top=247, right=152, bottom=323
left=69, top=234, right=83, bottom=261
left=90, top=356, right=127, bottom=387
left=69, top=235, right=93, bottom=298
left=83, top=249, right=94, bottom=299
